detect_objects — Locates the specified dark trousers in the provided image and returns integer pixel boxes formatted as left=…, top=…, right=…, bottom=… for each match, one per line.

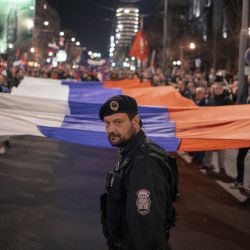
left=236, top=148, right=250, bottom=183
left=192, top=151, right=205, bottom=163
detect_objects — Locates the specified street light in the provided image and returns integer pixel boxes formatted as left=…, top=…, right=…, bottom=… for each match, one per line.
left=26, top=18, right=34, bottom=30
left=44, top=21, right=49, bottom=26
left=71, top=37, right=76, bottom=42
left=76, top=41, right=80, bottom=46
left=8, top=43, right=13, bottom=49
left=189, top=42, right=196, bottom=50
left=59, top=31, right=64, bottom=36
left=30, top=47, right=35, bottom=53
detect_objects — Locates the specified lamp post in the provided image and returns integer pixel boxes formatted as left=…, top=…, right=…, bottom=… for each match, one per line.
left=237, top=0, right=249, bottom=104
left=162, top=0, right=168, bottom=70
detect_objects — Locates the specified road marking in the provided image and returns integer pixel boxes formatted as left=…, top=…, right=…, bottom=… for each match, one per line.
left=216, top=181, right=247, bottom=202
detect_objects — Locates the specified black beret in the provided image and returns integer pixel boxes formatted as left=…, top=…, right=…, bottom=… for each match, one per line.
left=99, top=95, right=138, bottom=120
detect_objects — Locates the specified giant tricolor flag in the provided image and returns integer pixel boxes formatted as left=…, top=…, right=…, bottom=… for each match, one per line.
left=0, top=77, right=250, bottom=152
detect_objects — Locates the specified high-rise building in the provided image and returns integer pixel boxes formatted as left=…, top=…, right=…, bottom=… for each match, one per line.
left=110, top=6, right=140, bottom=64
left=115, top=7, right=139, bottom=47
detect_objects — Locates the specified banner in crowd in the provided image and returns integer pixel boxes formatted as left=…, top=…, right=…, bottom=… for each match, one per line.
left=0, top=77, right=250, bottom=152
left=129, top=31, right=149, bottom=61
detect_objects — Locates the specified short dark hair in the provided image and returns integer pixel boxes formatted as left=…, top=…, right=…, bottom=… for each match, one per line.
left=127, top=113, right=143, bottom=128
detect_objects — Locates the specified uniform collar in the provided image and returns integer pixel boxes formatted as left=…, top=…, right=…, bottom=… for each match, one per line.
left=120, top=129, right=146, bottom=156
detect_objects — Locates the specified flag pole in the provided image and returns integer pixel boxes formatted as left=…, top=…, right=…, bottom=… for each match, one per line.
left=140, top=17, right=144, bottom=70
left=162, top=0, right=168, bottom=70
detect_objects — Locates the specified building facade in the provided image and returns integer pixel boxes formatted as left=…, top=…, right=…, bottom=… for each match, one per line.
left=111, top=5, right=140, bottom=64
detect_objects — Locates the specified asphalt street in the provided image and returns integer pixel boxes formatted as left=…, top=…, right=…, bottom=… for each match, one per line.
left=0, top=136, right=249, bottom=250
left=179, top=149, right=250, bottom=202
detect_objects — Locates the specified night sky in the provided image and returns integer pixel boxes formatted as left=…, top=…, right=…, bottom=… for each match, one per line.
left=47, top=0, right=162, bottom=53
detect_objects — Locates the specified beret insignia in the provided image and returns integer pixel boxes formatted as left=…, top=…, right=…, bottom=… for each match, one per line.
left=110, top=100, right=119, bottom=111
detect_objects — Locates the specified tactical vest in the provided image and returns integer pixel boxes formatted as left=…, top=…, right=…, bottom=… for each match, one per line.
left=100, top=138, right=180, bottom=244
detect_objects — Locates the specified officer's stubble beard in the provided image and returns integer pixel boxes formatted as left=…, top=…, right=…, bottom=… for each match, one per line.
left=107, top=123, right=138, bottom=148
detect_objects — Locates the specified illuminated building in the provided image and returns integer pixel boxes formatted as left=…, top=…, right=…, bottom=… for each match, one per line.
left=115, top=7, right=139, bottom=47
left=110, top=6, right=140, bottom=63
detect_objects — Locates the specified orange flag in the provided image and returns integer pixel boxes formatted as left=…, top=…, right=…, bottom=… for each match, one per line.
left=129, top=31, right=148, bottom=61
left=104, top=79, right=151, bottom=89
left=105, top=80, right=250, bottom=151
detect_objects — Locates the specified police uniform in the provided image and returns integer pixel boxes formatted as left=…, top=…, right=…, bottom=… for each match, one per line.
left=100, top=95, right=173, bottom=250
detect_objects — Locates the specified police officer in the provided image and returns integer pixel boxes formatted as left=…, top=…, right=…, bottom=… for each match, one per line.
left=99, top=95, right=175, bottom=250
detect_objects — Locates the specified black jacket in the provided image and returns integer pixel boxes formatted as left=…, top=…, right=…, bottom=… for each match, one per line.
left=102, top=130, right=171, bottom=250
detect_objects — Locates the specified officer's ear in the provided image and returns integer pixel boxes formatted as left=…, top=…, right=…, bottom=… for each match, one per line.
left=132, top=115, right=141, bottom=130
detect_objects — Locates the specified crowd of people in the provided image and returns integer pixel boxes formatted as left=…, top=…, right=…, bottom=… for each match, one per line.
left=108, top=66, right=250, bottom=192
left=0, top=61, right=250, bottom=195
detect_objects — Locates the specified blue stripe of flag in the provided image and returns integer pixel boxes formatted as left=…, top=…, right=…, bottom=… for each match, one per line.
left=39, top=81, right=180, bottom=152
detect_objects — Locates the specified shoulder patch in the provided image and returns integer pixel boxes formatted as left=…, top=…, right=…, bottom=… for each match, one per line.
left=136, top=189, right=151, bottom=215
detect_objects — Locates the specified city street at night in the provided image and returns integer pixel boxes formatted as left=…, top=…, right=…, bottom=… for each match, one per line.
left=0, top=136, right=249, bottom=250
left=1, top=0, right=250, bottom=249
